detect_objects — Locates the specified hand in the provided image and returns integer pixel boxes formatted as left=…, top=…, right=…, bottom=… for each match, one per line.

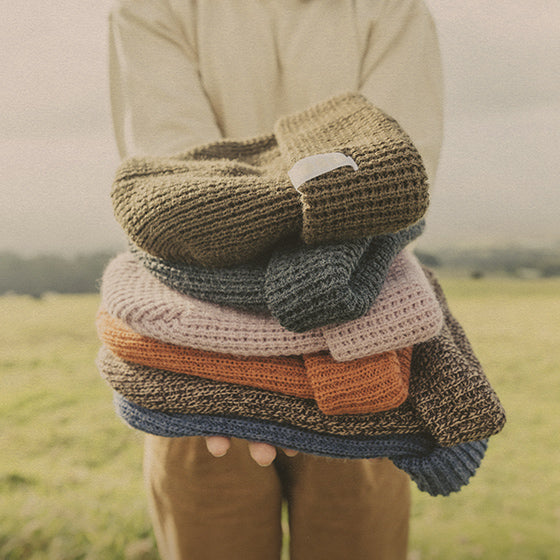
left=205, top=436, right=298, bottom=466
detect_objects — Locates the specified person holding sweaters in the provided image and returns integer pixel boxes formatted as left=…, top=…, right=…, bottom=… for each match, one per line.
left=108, top=1, right=444, bottom=558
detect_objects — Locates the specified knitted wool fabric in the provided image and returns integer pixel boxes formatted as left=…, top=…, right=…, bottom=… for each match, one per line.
left=132, top=220, right=424, bottom=322
left=390, top=439, right=489, bottom=497
left=305, top=347, right=412, bottom=416
left=408, top=269, right=507, bottom=446
left=96, top=313, right=412, bottom=416
left=274, top=93, right=429, bottom=245
left=98, top=345, right=424, bottom=438
left=265, top=222, right=425, bottom=332
left=114, top=394, right=488, bottom=497
left=101, top=248, right=443, bottom=359
left=112, top=92, right=428, bottom=267
left=96, top=268, right=506, bottom=445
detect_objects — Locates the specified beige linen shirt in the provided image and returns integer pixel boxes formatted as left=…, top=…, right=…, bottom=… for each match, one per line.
left=109, top=0, right=443, bottom=183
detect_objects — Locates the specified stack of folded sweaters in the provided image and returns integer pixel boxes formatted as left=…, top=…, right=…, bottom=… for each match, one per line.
left=96, top=93, right=506, bottom=496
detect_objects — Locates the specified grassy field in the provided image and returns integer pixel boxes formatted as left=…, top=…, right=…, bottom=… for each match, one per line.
left=1, top=276, right=559, bottom=559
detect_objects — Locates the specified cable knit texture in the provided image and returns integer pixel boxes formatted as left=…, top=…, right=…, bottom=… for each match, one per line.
left=132, top=219, right=425, bottom=332
left=100, top=249, right=443, bottom=359
left=96, top=269, right=506, bottom=445
left=112, top=93, right=428, bottom=266
left=114, top=394, right=488, bottom=497
left=96, top=312, right=412, bottom=416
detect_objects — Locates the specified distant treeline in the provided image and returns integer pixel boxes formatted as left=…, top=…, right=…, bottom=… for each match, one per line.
left=1, top=246, right=560, bottom=297
left=415, top=246, right=560, bottom=278
left=0, top=251, right=115, bottom=298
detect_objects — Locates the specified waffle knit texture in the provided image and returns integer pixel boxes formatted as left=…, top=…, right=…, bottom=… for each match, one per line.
left=97, top=312, right=412, bottom=416
left=114, top=394, right=488, bottom=497
left=112, top=93, right=429, bottom=267
left=101, top=248, right=443, bottom=359
left=132, top=220, right=425, bottom=332
left=96, top=268, right=506, bottom=446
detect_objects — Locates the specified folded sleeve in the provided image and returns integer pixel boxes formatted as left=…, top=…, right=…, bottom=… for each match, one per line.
left=109, top=0, right=222, bottom=158
left=357, top=0, right=444, bottom=184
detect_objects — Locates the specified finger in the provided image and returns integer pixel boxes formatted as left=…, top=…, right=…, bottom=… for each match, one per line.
left=282, top=448, right=298, bottom=457
left=205, top=436, right=231, bottom=457
left=248, top=442, right=277, bottom=467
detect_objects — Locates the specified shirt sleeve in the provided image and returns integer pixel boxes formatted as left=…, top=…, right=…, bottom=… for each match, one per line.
left=109, top=0, right=222, bottom=158
left=357, top=0, right=444, bottom=185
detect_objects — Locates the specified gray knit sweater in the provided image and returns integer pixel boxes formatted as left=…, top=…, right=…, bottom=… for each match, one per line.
left=132, top=221, right=424, bottom=332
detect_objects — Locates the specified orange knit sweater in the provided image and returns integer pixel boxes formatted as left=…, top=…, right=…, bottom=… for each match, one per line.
left=97, top=310, right=411, bottom=415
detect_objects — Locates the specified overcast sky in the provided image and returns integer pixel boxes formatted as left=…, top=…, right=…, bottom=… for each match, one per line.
left=1, top=1, right=559, bottom=255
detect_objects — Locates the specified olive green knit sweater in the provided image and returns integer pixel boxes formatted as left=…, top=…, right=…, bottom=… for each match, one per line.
left=112, top=93, right=429, bottom=267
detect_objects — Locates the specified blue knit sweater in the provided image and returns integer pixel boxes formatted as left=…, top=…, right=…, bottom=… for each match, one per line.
left=114, top=393, right=488, bottom=497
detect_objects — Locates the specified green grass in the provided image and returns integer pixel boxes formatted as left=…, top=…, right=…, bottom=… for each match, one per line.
left=1, top=294, right=155, bottom=560
left=1, top=278, right=559, bottom=559
left=408, top=276, right=560, bottom=559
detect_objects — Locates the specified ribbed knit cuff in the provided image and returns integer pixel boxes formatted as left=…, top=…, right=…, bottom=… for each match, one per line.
left=303, top=348, right=411, bottom=415
left=274, top=92, right=429, bottom=242
left=264, top=220, right=425, bottom=332
left=392, top=439, right=488, bottom=496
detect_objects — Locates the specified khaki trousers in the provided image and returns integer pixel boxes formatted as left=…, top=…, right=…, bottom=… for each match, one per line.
left=144, top=435, right=410, bottom=560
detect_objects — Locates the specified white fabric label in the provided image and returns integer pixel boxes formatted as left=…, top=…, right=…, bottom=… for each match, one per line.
left=288, top=152, right=358, bottom=191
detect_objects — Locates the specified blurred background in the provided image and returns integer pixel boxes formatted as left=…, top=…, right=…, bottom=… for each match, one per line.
left=1, top=1, right=559, bottom=262
left=0, top=0, right=560, bottom=262
left=1, top=2, right=559, bottom=559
